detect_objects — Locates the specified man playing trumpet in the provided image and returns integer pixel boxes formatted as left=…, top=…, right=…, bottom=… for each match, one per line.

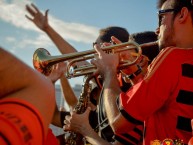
left=64, top=0, right=193, bottom=144
left=26, top=4, right=159, bottom=145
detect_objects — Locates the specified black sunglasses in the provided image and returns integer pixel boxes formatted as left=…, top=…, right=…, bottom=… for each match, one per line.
left=157, top=8, right=176, bottom=27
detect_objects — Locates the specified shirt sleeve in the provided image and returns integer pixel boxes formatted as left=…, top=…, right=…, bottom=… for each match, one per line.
left=114, top=125, right=144, bottom=144
left=0, top=98, right=46, bottom=145
left=117, top=47, right=179, bottom=122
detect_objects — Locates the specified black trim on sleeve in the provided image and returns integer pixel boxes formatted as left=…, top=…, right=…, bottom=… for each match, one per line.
left=182, top=63, right=193, bottom=78
left=128, top=65, right=142, bottom=80
left=0, top=132, right=11, bottom=145
left=121, top=133, right=141, bottom=144
left=116, top=95, right=143, bottom=125
left=176, top=90, right=193, bottom=105
left=133, top=127, right=143, bottom=137
left=176, top=116, right=192, bottom=132
left=120, top=109, right=144, bottom=125
left=114, top=134, right=135, bottom=145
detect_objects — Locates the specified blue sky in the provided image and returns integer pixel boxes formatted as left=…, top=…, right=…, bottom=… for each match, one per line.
left=0, top=0, right=158, bottom=86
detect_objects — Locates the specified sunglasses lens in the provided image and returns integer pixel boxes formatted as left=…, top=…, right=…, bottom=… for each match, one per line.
left=159, top=15, right=161, bottom=27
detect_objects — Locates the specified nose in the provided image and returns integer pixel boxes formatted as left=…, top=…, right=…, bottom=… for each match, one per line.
left=155, top=27, right=160, bottom=35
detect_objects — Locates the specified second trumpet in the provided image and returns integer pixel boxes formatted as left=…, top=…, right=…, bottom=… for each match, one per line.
left=33, top=41, right=156, bottom=78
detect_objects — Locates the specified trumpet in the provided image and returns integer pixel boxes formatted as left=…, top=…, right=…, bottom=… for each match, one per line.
left=33, top=41, right=157, bottom=78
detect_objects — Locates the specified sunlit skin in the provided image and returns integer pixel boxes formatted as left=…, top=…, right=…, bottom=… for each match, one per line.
left=155, top=1, right=176, bottom=50
left=25, top=3, right=139, bottom=145
left=88, top=0, right=193, bottom=143
left=94, top=36, right=144, bottom=77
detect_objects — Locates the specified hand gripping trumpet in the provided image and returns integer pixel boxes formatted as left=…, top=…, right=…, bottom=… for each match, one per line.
left=33, top=41, right=157, bottom=78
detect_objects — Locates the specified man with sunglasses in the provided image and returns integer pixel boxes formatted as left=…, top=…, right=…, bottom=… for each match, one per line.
left=84, top=0, right=193, bottom=144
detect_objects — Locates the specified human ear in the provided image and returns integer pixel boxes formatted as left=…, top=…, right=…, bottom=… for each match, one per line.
left=178, top=7, right=189, bottom=23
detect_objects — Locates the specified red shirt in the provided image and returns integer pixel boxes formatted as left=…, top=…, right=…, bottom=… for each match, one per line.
left=0, top=98, right=46, bottom=145
left=0, top=98, right=58, bottom=145
left=44, top=129, right=59, bottom=145
left=117, top=47, right=193, bottom=144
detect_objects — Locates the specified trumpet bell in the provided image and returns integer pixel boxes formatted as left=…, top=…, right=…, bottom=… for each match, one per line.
left=33, top=48, right=52, bottom=76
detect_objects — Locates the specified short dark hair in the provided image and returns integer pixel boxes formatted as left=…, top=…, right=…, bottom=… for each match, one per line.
left=130, top=31, right=159, bottom=63
left=157, top=0, right=193, bottom=9
left=96, top=26, right=129, bottom=43
left=157, top=0, right=193, bottom=20
left=130, top=31, right=157, bottom=44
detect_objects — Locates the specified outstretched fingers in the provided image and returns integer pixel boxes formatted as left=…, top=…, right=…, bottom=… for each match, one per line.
left=32, top=3, right=49, bottom=19
left=26, top=4, right=36, bottom=16
left=45, top=9, right=49, bottom=18
left=31, top=3, right=40, bottom=13
left=25, top=14, right=33, bottom=21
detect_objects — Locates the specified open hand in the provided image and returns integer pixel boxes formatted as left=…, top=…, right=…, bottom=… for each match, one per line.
left=25, top=3, right=49, bottom=31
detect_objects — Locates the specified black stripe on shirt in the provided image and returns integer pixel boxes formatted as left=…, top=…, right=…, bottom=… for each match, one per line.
left=114, top=128, right=143, bottom=144
left=176, top=90, right=193, bottom=105
left=120, top=109, right=144, bottom=125
left=122, top=133, right=141, bottom=144
left=182, top=63, right=193, bottom=78
left=176, top=116, right=192, bottom=132
left=133, top=127, right=143, bottom=137
left=0, top=132, right=11, bottom=145
left=114, top=134, right=135, bottom=145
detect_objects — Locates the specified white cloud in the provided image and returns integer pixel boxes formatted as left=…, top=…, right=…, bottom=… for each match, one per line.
left=0, top=0, right=99, bottom=45
left=17, top=34, right=53, bottom=49
left=5, top=36, right=16, bottom=42
left=4, top=33, right=54, bottom=55
left=50, top=18, right=98, bottom=43
left=0, top=0, right=96, bottom=87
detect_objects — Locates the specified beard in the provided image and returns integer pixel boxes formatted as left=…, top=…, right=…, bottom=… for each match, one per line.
left=158, top=22, right=176, bottom=50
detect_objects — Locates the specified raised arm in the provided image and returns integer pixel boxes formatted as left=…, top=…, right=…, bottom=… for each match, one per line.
left=47, top=62, right=78, bottom=107
left=60, top=75, right=78, bottom=109
left=25, top=3, right=77, bottom=54
left=26, top=4, right=88, bottom=66
left=47, top=62, right=78, bottom=126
